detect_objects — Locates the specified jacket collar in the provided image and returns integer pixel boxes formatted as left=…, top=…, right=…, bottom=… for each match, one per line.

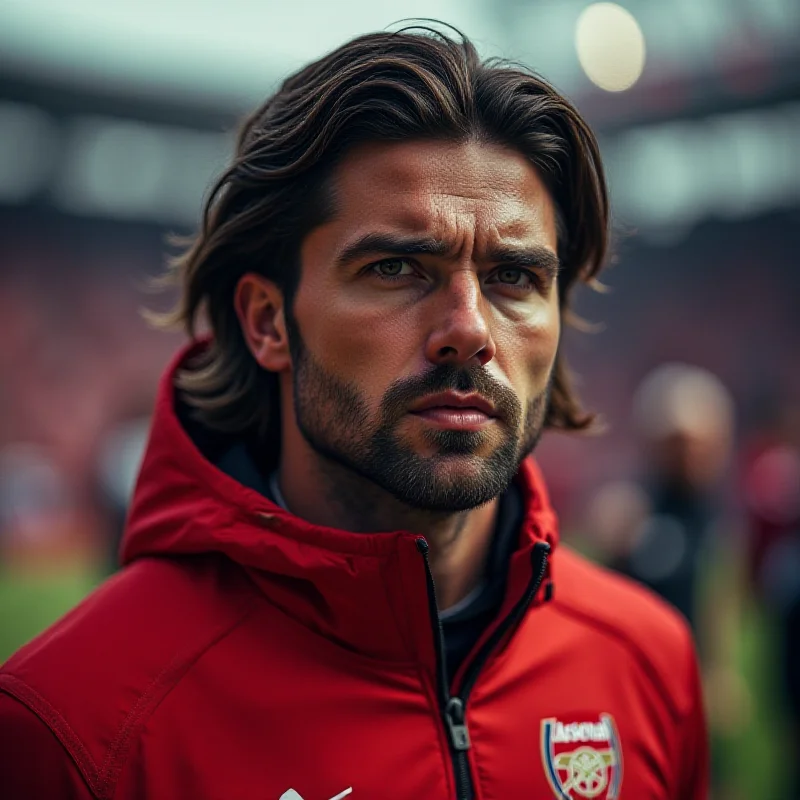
left=122, top=341, right=559, bottom=665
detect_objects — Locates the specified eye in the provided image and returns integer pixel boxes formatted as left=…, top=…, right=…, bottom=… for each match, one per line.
left=371, top=258, right=416, bottom=279
left=490, top=267, right=537, bottom=289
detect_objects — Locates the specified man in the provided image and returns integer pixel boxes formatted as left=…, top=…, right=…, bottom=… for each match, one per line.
left=612, top=364, right=736, bottom=632
left=0, top=28, right=708, bottom=799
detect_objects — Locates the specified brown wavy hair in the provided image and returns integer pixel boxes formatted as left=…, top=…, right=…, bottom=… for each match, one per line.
left=155, top=26, right=610, bottom=443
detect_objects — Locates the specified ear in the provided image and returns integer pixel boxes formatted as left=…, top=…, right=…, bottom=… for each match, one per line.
left=234, top=273, right=291, bottom=372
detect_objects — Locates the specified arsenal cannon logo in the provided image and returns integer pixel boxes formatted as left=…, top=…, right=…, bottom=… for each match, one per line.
left=540, top=714, right=623, bottom=799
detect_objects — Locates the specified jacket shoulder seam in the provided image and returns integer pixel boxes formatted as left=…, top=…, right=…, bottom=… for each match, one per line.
left=549, top=598, right=689, bottom=722
left=1, top=600, right=254, bottom=800
left=97, top=601, right=254, bottom=799
left=0, top=674, right=102, bottom=797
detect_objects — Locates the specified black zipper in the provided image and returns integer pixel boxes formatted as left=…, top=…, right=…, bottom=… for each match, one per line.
left=416, top=537, right=550, bottom=800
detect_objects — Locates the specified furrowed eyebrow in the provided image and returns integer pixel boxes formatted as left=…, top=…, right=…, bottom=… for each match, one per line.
left=334, top=233, right=561, bottom=277
left=335, top=233, right=451, bottom=269
left=488, top=245, right=561, bottom=277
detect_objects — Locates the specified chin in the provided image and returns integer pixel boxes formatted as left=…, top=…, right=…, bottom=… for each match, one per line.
left=415, top=430, right=505, bottom=461
left=413, top=458, right=511, bottom=506
left=395, top=478, right=502, bottom=512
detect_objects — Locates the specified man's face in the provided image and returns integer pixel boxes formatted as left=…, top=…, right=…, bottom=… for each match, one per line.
left=288, top=139, right=561, bottom=511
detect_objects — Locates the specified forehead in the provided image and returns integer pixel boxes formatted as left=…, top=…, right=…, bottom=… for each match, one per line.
left=326, top=139, right=558, bottom=248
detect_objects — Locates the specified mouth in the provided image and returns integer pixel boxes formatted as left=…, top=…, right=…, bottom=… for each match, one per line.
left=408, top=392, right=498, bottom=432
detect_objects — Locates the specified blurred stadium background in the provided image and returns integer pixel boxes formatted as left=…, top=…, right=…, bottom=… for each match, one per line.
left=0, top=2, right=798, bottom=797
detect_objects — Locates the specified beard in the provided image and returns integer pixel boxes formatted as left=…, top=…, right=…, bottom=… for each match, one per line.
left=288, top=323, right=551, bottom=512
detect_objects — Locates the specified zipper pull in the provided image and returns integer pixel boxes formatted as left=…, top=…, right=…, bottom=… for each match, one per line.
left=445, top=697, right=471, bottom=751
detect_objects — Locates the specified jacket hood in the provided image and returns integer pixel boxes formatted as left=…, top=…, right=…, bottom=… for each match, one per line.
left=122, top=341, right=559, bottom=665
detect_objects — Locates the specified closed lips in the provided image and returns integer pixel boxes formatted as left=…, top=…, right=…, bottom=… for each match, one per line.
left=410, top=393, right=497, bottom=416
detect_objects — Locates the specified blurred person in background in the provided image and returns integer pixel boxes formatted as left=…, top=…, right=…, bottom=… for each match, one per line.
left=0, top=28, right=707, bottom=800
left=741, top=400, right=800, bottom=799
left=612, top=364, right=736, bottom=633
left=587, top=364, right=747, bottom=798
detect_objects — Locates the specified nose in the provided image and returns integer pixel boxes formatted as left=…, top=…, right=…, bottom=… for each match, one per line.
left=424, top=270, right=496, bottom=367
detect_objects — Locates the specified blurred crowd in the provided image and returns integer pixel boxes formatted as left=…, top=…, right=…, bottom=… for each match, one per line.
left=0, top=231, right=176, bottom=570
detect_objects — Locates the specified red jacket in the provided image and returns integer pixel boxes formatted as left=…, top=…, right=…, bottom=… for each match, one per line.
left=0, top=347, right=708, bottom=800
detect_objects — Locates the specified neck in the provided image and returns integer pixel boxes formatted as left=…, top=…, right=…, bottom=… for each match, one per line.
left=278, top=424, right=500, bottom=611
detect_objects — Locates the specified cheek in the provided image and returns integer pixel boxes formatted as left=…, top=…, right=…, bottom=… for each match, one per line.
left=292, top=282, right=416, bottom=392
left=497, top=298, right=561, bottom=391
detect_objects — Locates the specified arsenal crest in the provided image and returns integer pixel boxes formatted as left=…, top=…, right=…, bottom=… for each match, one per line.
left=540, top=713, right=623, bottom=799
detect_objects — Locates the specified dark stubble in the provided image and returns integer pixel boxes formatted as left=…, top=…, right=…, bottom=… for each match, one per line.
left=289, top=327, right=551, bottom=512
